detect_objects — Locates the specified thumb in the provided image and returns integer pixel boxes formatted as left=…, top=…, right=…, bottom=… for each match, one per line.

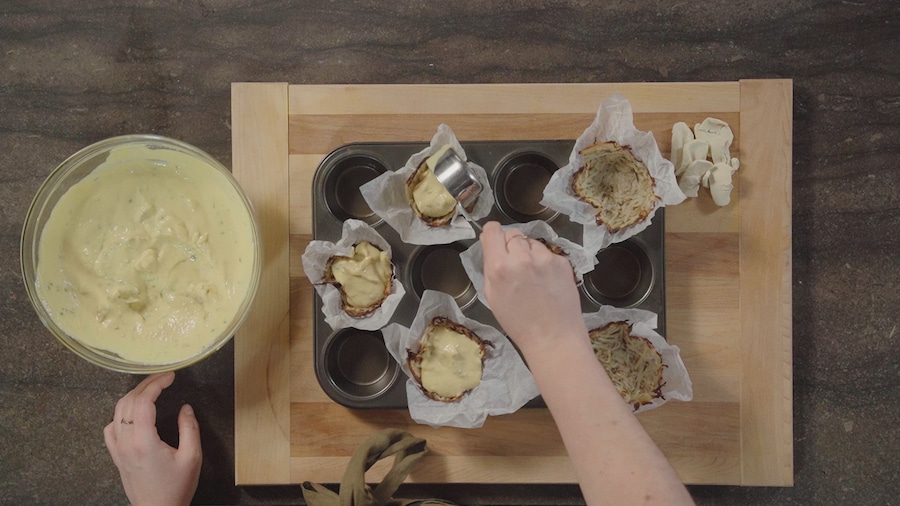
left=176, top=404, right=203, bottom=463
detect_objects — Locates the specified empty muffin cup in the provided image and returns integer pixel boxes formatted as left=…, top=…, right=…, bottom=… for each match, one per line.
left=322, top=328, right=399, bottom=401
left=323, top=155, right=387, bottom=224
left=408, top=242, right=477, bottom=309
left=583, top=239, right=654, bottom=307
left=493, top=152, right=559, bottom=222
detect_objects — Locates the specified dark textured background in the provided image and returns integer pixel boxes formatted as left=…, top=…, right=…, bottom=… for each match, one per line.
left=2, top=1, right=898, bottom=504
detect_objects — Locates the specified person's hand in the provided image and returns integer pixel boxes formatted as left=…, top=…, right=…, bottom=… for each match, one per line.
left=480, top=221, right=588, bottom=358
left=103, top=372, right=202, bottom=506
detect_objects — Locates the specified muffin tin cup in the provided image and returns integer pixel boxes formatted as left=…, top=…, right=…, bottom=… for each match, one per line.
left=312, top=140, right=666, bottom=409
left=407, top=242, right=479, bottom=310
left=318, top=328, right=401, bottom=407
left=320, top=150, right=388, bottom=225
left=583, top=238, right=655, bottom=308
left=493, top=151, right=561, bottom=223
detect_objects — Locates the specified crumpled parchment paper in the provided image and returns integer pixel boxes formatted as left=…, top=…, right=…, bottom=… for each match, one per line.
left=301, top=219, right=406, bottom=331
left=360, top=124, right=494, bottom=245
left=541, top=94, right=686, bottom=255
left=582, top=306, right=693, bottom=414
left=381, top=290, right=539, bottom=428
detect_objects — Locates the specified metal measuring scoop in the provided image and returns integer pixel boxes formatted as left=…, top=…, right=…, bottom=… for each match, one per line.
left=430, top=147, right=484, bottom=231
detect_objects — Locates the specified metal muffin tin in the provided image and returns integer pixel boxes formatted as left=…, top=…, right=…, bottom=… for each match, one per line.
left=311, top=141, right=666, bottom=409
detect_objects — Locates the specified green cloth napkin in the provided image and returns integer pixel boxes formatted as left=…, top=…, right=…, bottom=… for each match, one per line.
left=302, top=428, right=455, bottom=506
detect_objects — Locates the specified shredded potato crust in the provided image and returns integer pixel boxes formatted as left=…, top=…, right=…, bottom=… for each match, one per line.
left=572, top=141, right=659, bottom=233
left=589, top=321, right=666, bottom=410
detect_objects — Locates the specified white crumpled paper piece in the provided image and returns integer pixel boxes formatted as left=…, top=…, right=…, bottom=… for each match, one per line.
left=360, top=124, right=494, bottom=246
left=459, top=220, right=596, bottom=309
left=301, top=219, right=406, bottom=331
left=382, top=290, right=540, bottom=428
left=540, top=94, right=686, bottom=255
left=583, top=306, right=693, bottom=414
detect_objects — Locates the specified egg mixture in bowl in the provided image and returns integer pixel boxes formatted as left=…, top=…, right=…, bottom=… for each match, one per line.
left=20, top=135, right=261, bottom=373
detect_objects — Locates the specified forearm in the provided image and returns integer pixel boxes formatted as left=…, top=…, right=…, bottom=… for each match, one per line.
left=524, top=337, right=694, bottom=506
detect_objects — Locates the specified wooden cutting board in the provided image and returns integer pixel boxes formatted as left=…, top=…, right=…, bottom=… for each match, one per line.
left=231, top=81, right=793, bottom=487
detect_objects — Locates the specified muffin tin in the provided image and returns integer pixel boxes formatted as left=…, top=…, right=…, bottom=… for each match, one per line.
left=311, top=141, right=666, bottom=409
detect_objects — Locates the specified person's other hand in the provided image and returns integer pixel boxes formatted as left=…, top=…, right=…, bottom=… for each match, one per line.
left=480, top=221, right=588, bottom=357
left=103, top=372, right=201, bottom=506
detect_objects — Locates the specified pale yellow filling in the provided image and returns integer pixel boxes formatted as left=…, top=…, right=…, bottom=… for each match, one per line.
left=419, top=326, right=483, bottom=398
left=35, top=144, right=256, bottom=365
left=412, top=144, right=457, bottom=218
left=329, top=242, right=392, bottom=309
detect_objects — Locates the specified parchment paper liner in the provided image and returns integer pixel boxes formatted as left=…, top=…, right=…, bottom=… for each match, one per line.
left=382, top=290, right=540, bottom=428
left=459, top=220, right=596, bottom=309
left=301, top=219, right=406, bottom=331
left=583, top=306, right=693, bottom=414
left=541, top=94, right=686, bottom=255
left=360, top=124, right=494, bottom=246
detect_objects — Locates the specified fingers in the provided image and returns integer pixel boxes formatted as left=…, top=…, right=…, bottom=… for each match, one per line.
left=127, top=373, right=177, bottom=448
left=479, top=221, right=507, bottom=265
left=131, top=372, right=175, bottom=426
left=133, top=371, right=176, bottom=400
left=499, top=228, right=527, bottom=248
left=111, top=372, right=177, bottom=444
left=113, top=393, right=132, bottom=428
left=503, top=228, right=532, bottom=253
left=103, top=421, right=121, bottom=467
left=480, top=220, right=563, bottom=269
left=176, top=404, right=203, bottom=465
left=481, top=221, right=533, bottom=257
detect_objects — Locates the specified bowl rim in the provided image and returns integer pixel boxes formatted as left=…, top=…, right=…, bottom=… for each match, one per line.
left=20, top=134, right=262, bottom=374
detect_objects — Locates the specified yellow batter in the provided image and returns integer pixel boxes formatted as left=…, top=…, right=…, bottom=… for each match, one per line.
left=418, top=326, right=484, bottom=399
left=35, top=144, right=257, bottom=365
left=411, top=144, right=457, bottom=218
left=328, top=241, right=392, bottom=310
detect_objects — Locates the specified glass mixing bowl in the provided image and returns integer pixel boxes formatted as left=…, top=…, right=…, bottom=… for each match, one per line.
left=21, top=135, right=261, bottom=373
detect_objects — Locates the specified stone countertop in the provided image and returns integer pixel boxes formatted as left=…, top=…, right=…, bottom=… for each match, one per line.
left=1, top=2, right=897, bottom=504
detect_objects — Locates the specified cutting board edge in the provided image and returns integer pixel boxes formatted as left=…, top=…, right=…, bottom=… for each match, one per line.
left=737, top=78, right=794, bottom=486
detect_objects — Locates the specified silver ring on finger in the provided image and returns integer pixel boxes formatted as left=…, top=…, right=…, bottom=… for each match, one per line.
left=505, top=234, right=530, bottom=246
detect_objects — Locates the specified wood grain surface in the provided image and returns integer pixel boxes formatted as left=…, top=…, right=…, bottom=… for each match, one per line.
left=231, top=83, right=292, bottom=485
left=232, top=81, right=793, bottom=486
left=738, top=79, right=794, bottom=485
